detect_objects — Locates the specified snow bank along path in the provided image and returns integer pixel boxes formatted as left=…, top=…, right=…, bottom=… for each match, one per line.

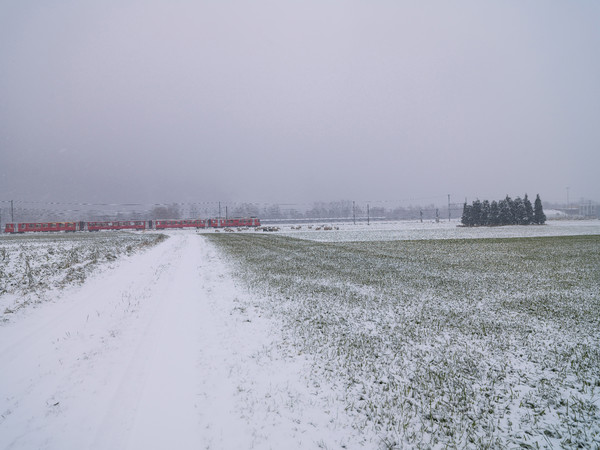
left=0, top=233, right=356, bottom=449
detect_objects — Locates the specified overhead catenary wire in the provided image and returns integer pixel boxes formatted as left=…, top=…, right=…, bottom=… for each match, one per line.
left=0, top=197, right=467, bottom=228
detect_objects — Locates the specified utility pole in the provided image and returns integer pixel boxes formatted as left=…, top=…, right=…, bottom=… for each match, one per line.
left=225, top=206, right=228, bottom=220
left=218, top=201, right=221, bottom=219
left=11, top=200, right=14, bottom=223
left=367, top=204, right=370, bottom=226
left=448, top=194, right=451, bottom=222
left=353, top=201, right=356, bottom=225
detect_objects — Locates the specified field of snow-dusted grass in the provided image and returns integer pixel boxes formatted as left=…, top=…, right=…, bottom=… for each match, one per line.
left=0, top=232, right=167, bottom=319
left=208, top=232, right=600, bottom=448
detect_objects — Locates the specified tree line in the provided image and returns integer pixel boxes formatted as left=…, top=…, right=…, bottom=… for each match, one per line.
left=461, top=194, right=546, bottom=227
left=234, top=201, right=464, bottom=222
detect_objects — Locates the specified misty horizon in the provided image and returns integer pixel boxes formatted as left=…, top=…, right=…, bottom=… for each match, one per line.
left=0, top=193, right=584, bottom=226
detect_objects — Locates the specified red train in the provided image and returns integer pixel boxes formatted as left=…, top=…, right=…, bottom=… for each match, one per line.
left=3, top=217, right=261, bottom=234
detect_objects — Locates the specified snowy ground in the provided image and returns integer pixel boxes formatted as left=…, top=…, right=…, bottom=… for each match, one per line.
left=1, top=222, right=599, bottom=449
left=0, top=233, right=365, bottom=449
left=274, top=219, right=600, bottom=242
left=0, top=232, right=166, bottom=317
left=209, top=230, right=600, bottom=448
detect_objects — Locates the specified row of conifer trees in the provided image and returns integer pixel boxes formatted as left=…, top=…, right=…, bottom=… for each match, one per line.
left=461, top=194, right=546, bottom=227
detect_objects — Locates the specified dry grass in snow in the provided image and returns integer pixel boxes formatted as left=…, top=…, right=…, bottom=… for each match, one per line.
left=0, top=232, right=166, bottom=319
left=208, top=233, right=600, bottom=448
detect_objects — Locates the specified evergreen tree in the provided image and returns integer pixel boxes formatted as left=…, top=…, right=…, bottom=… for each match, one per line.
left=461, top=202, right=473, bottom=226
left=481, top=200, right=490, bottom=226
left=489, top=200, right=500, bottom=226
left=523, top=194, right=534, bottom=224
left=499, top=197, right=513, bottom=225
left=472, top=199, right=482, bottom=226
left=514, top=197, right=527, bottom=225
left=507, top=195, right=519, bottom=224
left=534, top=194, right=546, bottom=224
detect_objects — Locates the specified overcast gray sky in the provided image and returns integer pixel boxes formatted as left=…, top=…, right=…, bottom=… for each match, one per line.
left=1, top=0, right=599, bottom=206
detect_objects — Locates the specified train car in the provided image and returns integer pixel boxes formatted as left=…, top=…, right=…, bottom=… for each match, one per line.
left=86, top=220, right=147, bottom=232
left=234, top=217, right=260, bottom=227
left=207, top=218, right=230, bottom=228
left=154, top=219, right=206, bottom=230
left=4, top=222, right=78, bottom=233
left=207, top=218, right=225, bottom=228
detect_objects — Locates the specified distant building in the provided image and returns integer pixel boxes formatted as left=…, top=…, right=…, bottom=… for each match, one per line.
left=579, top=201, right=600, bottom=218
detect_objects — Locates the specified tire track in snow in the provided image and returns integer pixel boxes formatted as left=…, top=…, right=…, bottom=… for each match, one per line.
left=0, top=234, right=192, bottom=449
left=90, top=234, right=206, bottom=449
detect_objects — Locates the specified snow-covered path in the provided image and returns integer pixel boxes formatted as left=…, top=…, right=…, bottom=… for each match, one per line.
left=0, top=234, right=357, bottom=449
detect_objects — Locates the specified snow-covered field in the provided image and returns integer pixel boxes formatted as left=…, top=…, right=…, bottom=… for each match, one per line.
left=1, top=222, right=599, bottom=449
left=208, top=225, right=600, bottom=448
left=276, top=219, right=600, bottom=242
